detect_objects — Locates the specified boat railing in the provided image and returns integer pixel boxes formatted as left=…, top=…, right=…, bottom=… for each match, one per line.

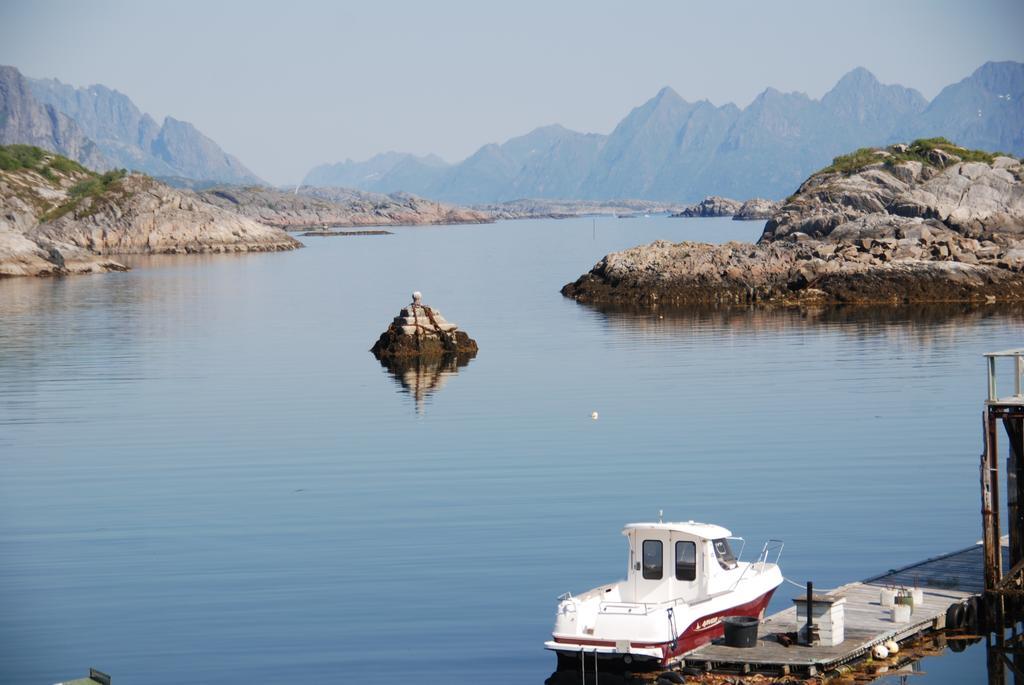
left=984, top=348, right=1024, bottom=405
left=757, top=538, right=784, bottom=568
left=729, top=536, right=747, bottom=562
left=728, top=538, right=784, bottom=591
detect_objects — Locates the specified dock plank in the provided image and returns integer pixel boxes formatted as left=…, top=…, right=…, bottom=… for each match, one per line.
left=683, top=541, right=1008, bottom=675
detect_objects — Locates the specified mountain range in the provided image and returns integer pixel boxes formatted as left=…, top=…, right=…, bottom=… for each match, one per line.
left=305, top=61, right=1024, bottom=203
left=0, top=65, right=262, bottom=185
left=3, top=61, right=1021, bottom=203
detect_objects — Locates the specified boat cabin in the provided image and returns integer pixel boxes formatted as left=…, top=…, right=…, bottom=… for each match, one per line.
left=620, top=521, right=740, bottom=604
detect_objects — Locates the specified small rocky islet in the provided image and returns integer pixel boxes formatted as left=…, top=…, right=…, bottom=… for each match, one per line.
left=670, top=195, right=782, bottom=221
left=199, top=185, right=492, bottom=230
left=371, top=292, right=478, bottom=362
left=563, top=139, right=1024, bottom=306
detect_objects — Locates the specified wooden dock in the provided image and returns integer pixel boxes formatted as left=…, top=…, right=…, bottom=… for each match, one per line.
left=681, top=539, right=1010, bottom=677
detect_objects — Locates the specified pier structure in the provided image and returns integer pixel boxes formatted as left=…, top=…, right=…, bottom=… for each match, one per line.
left=675, top=350, right=1024, bottom=680
left=981, top=349, right=1024, bottom=681
left=681, top=540, right=1006, bottom=678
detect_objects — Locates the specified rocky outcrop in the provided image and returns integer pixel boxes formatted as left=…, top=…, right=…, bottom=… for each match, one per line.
left=31, top=175, right=299, bottom=255
left=476, top=198, right=686, bottom=220
left=0, top=146, right=298, bottom=277
left=562, top=233, right=1024, bottom=306
left=200, top=185, right=491, bottom=229
left=763, top=151, right=1024, bottom=242
left=371, top=292, right=478, bottom=360
left=672, top=196, right=743, bottom=218
left=563, top=142, right=1024, bottom=306
left=0, top=66, right=108, bottom=171
left=733, top=198, right=780, bottom=221
left=0, top=228, right=127, bottom=277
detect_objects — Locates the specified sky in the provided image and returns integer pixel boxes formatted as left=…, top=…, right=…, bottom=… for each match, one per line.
left=1, top=0, right=1023, bottom=185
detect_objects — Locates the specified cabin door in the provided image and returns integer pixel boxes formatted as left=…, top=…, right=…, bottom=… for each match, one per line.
left=669, top=533, right=703, bottom=603
left=630, top=530, right=671, bottom=604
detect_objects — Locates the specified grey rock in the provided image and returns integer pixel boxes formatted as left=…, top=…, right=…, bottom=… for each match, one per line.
left=562, top=143, right=1024, bottom=307
left=765, top=152, right=1024, bottom=242
left=199, top=185, right=492, bottom=229
left=32, top=175, right=298, bottom=255
left=733, top=197, right=781, bottom=220
left=673, top=195, right=743, bottom=217
left=0, top=148, right=298, bottom=277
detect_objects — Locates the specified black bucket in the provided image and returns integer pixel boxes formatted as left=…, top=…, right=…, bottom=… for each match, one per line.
left=722, top=615, right=759, bottom=648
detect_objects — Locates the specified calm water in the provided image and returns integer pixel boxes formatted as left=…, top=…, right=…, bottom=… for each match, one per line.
left=0, top=216, right=1018, bottom=684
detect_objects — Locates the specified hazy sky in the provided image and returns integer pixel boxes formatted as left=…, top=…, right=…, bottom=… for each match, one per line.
left=2, top=0, right=1022, bottom=184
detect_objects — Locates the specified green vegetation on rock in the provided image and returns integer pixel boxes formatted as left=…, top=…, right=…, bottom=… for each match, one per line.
left=819, top=137, right=1011, bottom=177
left=0, top=145, right=133, bottom=221
left=0, top=144, right=48, bottom=171
left=0, top=144, right=89, bottom=176
left=43, top=169, right=128, bottom=221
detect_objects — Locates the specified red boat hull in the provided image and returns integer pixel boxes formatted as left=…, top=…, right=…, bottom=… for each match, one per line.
left=552, top=588, right=776, bottom=665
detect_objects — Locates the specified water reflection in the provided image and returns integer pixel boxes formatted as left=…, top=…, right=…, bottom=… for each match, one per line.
left=377, top=351, right=476, bottom=414
left=543, top=633, right=994, bottom=685
left=579, top=301, right=1024, bottom=348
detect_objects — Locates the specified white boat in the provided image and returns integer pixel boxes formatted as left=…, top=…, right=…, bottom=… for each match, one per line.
left=544, top=520, right=783, bottom=667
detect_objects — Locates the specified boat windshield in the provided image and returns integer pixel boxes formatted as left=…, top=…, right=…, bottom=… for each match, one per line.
left=713, top=538, right=737, bottom=570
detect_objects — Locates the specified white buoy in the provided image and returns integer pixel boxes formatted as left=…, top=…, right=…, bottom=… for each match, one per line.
left=591, top=411, right=599, bottom=420
left=872, top=644, right=889, bottom=659
left=884, top=639, right=899, bottom=654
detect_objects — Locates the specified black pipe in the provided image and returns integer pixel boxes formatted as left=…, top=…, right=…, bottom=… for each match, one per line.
left=806, top=581, right=814, bottom=645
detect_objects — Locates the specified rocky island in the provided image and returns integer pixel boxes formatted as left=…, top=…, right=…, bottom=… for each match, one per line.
left=670, top=195, right=781, bottom=220
left=476, top=198, right=687, bottom=220
left=671, top=196, right=743, bottom=218
left=732, top=198, right=781, bottom=221
left=371, top=292, right=478, bottom=361
left=0, top=145, right=299, bottom=277
left=201, top=185, right=491, bottom=230
left=563, top=139, right=1024, bottom=306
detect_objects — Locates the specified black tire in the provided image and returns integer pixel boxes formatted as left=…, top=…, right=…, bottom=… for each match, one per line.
left=658, top=671, right=686, bottom=684
left=945, top=602, right=965, bottom=630
left=962, top=598, right=978, bottom=632
left=968, top=596, right=987, bottom=631
left=949, top=637, right=967, bottom=652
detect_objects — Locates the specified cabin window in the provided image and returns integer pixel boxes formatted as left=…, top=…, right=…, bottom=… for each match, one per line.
left=642, top=540, right=663, bottom=579
left=675, top=541, right=696, bottom=580
left=713, top=538, right=738, bottom=570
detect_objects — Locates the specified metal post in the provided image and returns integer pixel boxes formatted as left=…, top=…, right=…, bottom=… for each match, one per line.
left=806, top=581, right=815, bottom=646
left=990, top=357, right=998, bottom=402
left=1005, top=414, right=1024, bottom=628
left=982, top=410, right=1005, bottom=640
left=986, top=637, right=1006, bottom=685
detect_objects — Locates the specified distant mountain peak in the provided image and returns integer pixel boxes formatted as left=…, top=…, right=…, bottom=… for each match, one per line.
left=835, top=66, right=880, bottom=87
left=25, top=75, right=263, bottom=184
left=648, top=86, right=686, bottom=108
left=299, top=60, right=1024, bottom=205
left=0, top=65, right=109, bottom=170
